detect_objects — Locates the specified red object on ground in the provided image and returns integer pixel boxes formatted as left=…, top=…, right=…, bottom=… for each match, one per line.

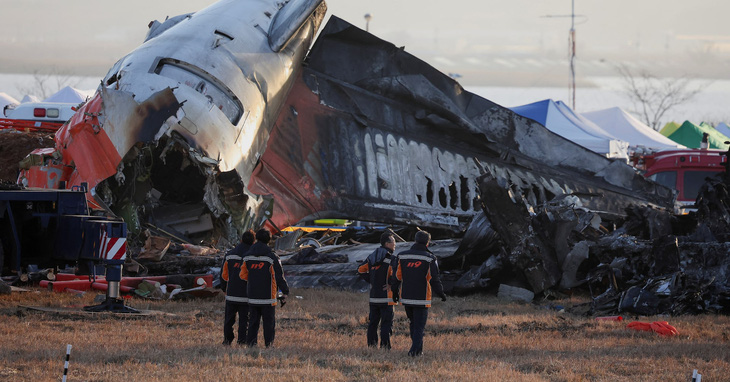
left=195, top=274, right=214, bottom=288
left=91, top=282, right=134, bottom=293
left=650, top=321, right=680, bottom=336
left=42, top=279, right=94, bottom=293
left=54, top=274, right=97, bottom=282
left=51, top=273, right=213, bottom=291
left=595, top=315, right=623, bottom=321
left=118, top=276, right=168, bottom=289
left=627, top=321, right=679, bottom=336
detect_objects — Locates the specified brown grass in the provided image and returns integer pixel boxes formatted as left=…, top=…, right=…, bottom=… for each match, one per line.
left=1, top=288, right=728, bottom=381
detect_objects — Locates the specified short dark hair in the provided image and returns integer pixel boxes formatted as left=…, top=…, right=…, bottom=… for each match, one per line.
left=414, top=230, right=430, bottom=245
left=255, top=228, right=271, bottom=244
left=241, top=229, right=255, bottom=245
left=380, top=232, right=394, bottom=246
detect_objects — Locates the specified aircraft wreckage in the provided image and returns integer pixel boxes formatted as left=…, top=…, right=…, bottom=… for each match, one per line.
left=20, top=0, right=673, bottom=245
left=16, top=0, right=730, bottom=315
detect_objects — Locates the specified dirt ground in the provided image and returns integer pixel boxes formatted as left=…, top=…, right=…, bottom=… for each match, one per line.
left=0, top=130, right=55, bottom=182
left=1, top=287, right=728, bottom=381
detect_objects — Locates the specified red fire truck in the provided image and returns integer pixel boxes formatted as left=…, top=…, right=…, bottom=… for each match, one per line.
left=635, top=149, right=728, bottom=207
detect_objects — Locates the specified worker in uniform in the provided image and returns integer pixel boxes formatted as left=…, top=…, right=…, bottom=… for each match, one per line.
left=220, top=229, right=255, bottom=345
left=239, top=228, right=289, bottom=347
left=357, top=232, right=397, bottom=349
left=390, top=230, right=446, bottom=357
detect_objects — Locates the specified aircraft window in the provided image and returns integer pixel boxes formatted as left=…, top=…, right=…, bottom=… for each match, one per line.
left=683, top=170, right=722, bottom=200
left=648, top=171, right=677, bottom=190
left=154, top=60, right=243, bottom=125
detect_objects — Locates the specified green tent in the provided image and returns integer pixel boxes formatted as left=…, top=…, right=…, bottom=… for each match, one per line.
left=660, top=121, right=681, bottom=137
left=659, top=120, right=730, bottom=149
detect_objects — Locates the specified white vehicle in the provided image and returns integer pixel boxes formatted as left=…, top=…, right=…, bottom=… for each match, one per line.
left=2, top=102, right=78, bottom=132
left=3, top=102, right=77, bottom=123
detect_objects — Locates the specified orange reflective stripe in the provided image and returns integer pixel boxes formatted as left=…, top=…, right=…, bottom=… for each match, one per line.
left=239, top=261, right=248, bottom=281
left=222, top=260, right=230, bottom=281
left=357, top=263, right=369, bottom=274
left=270, top=266, right=277, bottom=305
left=426, top=268, right=432, bottom=302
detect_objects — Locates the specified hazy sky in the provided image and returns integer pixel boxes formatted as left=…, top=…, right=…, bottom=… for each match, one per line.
left=1, top=0, right=729, bottom=82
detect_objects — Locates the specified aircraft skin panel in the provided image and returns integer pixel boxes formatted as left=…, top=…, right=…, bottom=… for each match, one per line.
left=248, top=17, right=675, bottom=231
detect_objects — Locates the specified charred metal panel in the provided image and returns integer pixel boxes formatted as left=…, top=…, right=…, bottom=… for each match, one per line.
left=476, top=170, right=560, bottom=293
left=250, top=16, right=675, bottom=231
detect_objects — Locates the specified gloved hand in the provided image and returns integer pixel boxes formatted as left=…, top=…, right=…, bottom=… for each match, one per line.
left=392, top=294, right=400, bottom=304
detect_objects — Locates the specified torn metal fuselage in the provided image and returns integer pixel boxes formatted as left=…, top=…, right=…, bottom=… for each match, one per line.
left=248, top=17, right=676, bottom=233
left=22, top=0, right=327, bottom=243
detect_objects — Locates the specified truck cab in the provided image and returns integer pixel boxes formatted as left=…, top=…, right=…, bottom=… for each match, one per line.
left=636, top=149, right=727, bottom=207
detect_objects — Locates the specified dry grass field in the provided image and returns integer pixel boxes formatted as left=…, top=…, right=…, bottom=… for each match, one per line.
left=1, top=287, right=728, bottom=381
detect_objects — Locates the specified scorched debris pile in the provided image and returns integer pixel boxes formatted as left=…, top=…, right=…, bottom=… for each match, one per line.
left=438, top=165, right=730, bottom=316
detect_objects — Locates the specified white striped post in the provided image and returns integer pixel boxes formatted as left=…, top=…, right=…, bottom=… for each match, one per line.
left=62, top=344, right=72, bottom=382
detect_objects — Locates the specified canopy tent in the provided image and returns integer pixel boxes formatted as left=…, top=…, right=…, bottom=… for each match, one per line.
left=715, top=122, right=730, bottom=138
left=581, top=107, right=685, bottom=151
left=20, top=94, right=40, bottom=103
left=42, top=86, right=94, bottom=103
left=659, top=120, right=730, bottom=150
left=510, top=99, right=629, bottom=159
left=661, top=122, right=681, bottom=137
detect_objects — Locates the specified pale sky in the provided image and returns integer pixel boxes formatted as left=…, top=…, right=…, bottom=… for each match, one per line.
left=1, top=0, right=729, bottom=84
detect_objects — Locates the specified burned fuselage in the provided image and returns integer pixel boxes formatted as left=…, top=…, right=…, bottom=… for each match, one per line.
left=248, top=17, right=676, bottom=232
left=22, top=3, right=675, bottom=246
left=23, top=0, right=327, bottom=243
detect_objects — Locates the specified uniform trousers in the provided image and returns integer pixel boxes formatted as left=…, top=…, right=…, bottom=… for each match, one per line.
left=404, top=305, right=429, bottom=355
left=223, top=301, right=249, bottom=344
left=367, top=304, right=393, bottom=348
left=246, top=305, right=276, bottom=346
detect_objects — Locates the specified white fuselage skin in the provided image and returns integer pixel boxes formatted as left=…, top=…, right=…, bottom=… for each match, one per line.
left=101, top=0, right=323, bottom=180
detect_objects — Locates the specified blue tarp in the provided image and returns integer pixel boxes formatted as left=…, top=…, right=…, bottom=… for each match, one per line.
left=511, top=99, right=628, bottom=159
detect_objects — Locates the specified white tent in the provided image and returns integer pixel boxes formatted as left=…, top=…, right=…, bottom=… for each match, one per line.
left=582, top=107, right=686, bottom=151
left=42, top=85, right=94, bottom=103
left=20, top=94, right=40, bottom=103
left=714, top=122, right=730, bottom=139
left=0, top=92, right=19, bottom=115
left=511, top=99, right=629, bottom=159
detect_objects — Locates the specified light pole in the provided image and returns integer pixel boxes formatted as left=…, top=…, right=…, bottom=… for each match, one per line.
left=364, top=13, right=372, bottom=32
left=543, top=0, right=582, bottom=110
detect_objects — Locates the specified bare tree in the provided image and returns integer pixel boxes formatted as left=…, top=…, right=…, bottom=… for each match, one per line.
left=15, top=68, right=80, bottom=100
left=617, top=64, right=705, bottom=131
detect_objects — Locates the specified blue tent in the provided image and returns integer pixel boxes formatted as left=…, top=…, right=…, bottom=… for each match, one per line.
left=511, top=99, right=628, bottom=159
left=714, top=122, right=730, bottom=139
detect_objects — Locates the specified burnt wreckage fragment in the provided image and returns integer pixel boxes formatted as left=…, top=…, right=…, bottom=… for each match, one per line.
left=459, top=165, right=730, bottom=315
left=245, top=18, right=730, bottom=315
left=249, top=16, right=674, bottom=233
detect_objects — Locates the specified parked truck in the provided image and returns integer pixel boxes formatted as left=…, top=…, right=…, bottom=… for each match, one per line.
left=0, top=183, right=132, bottom=311
left=634, top=148, right=728, bottom=208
